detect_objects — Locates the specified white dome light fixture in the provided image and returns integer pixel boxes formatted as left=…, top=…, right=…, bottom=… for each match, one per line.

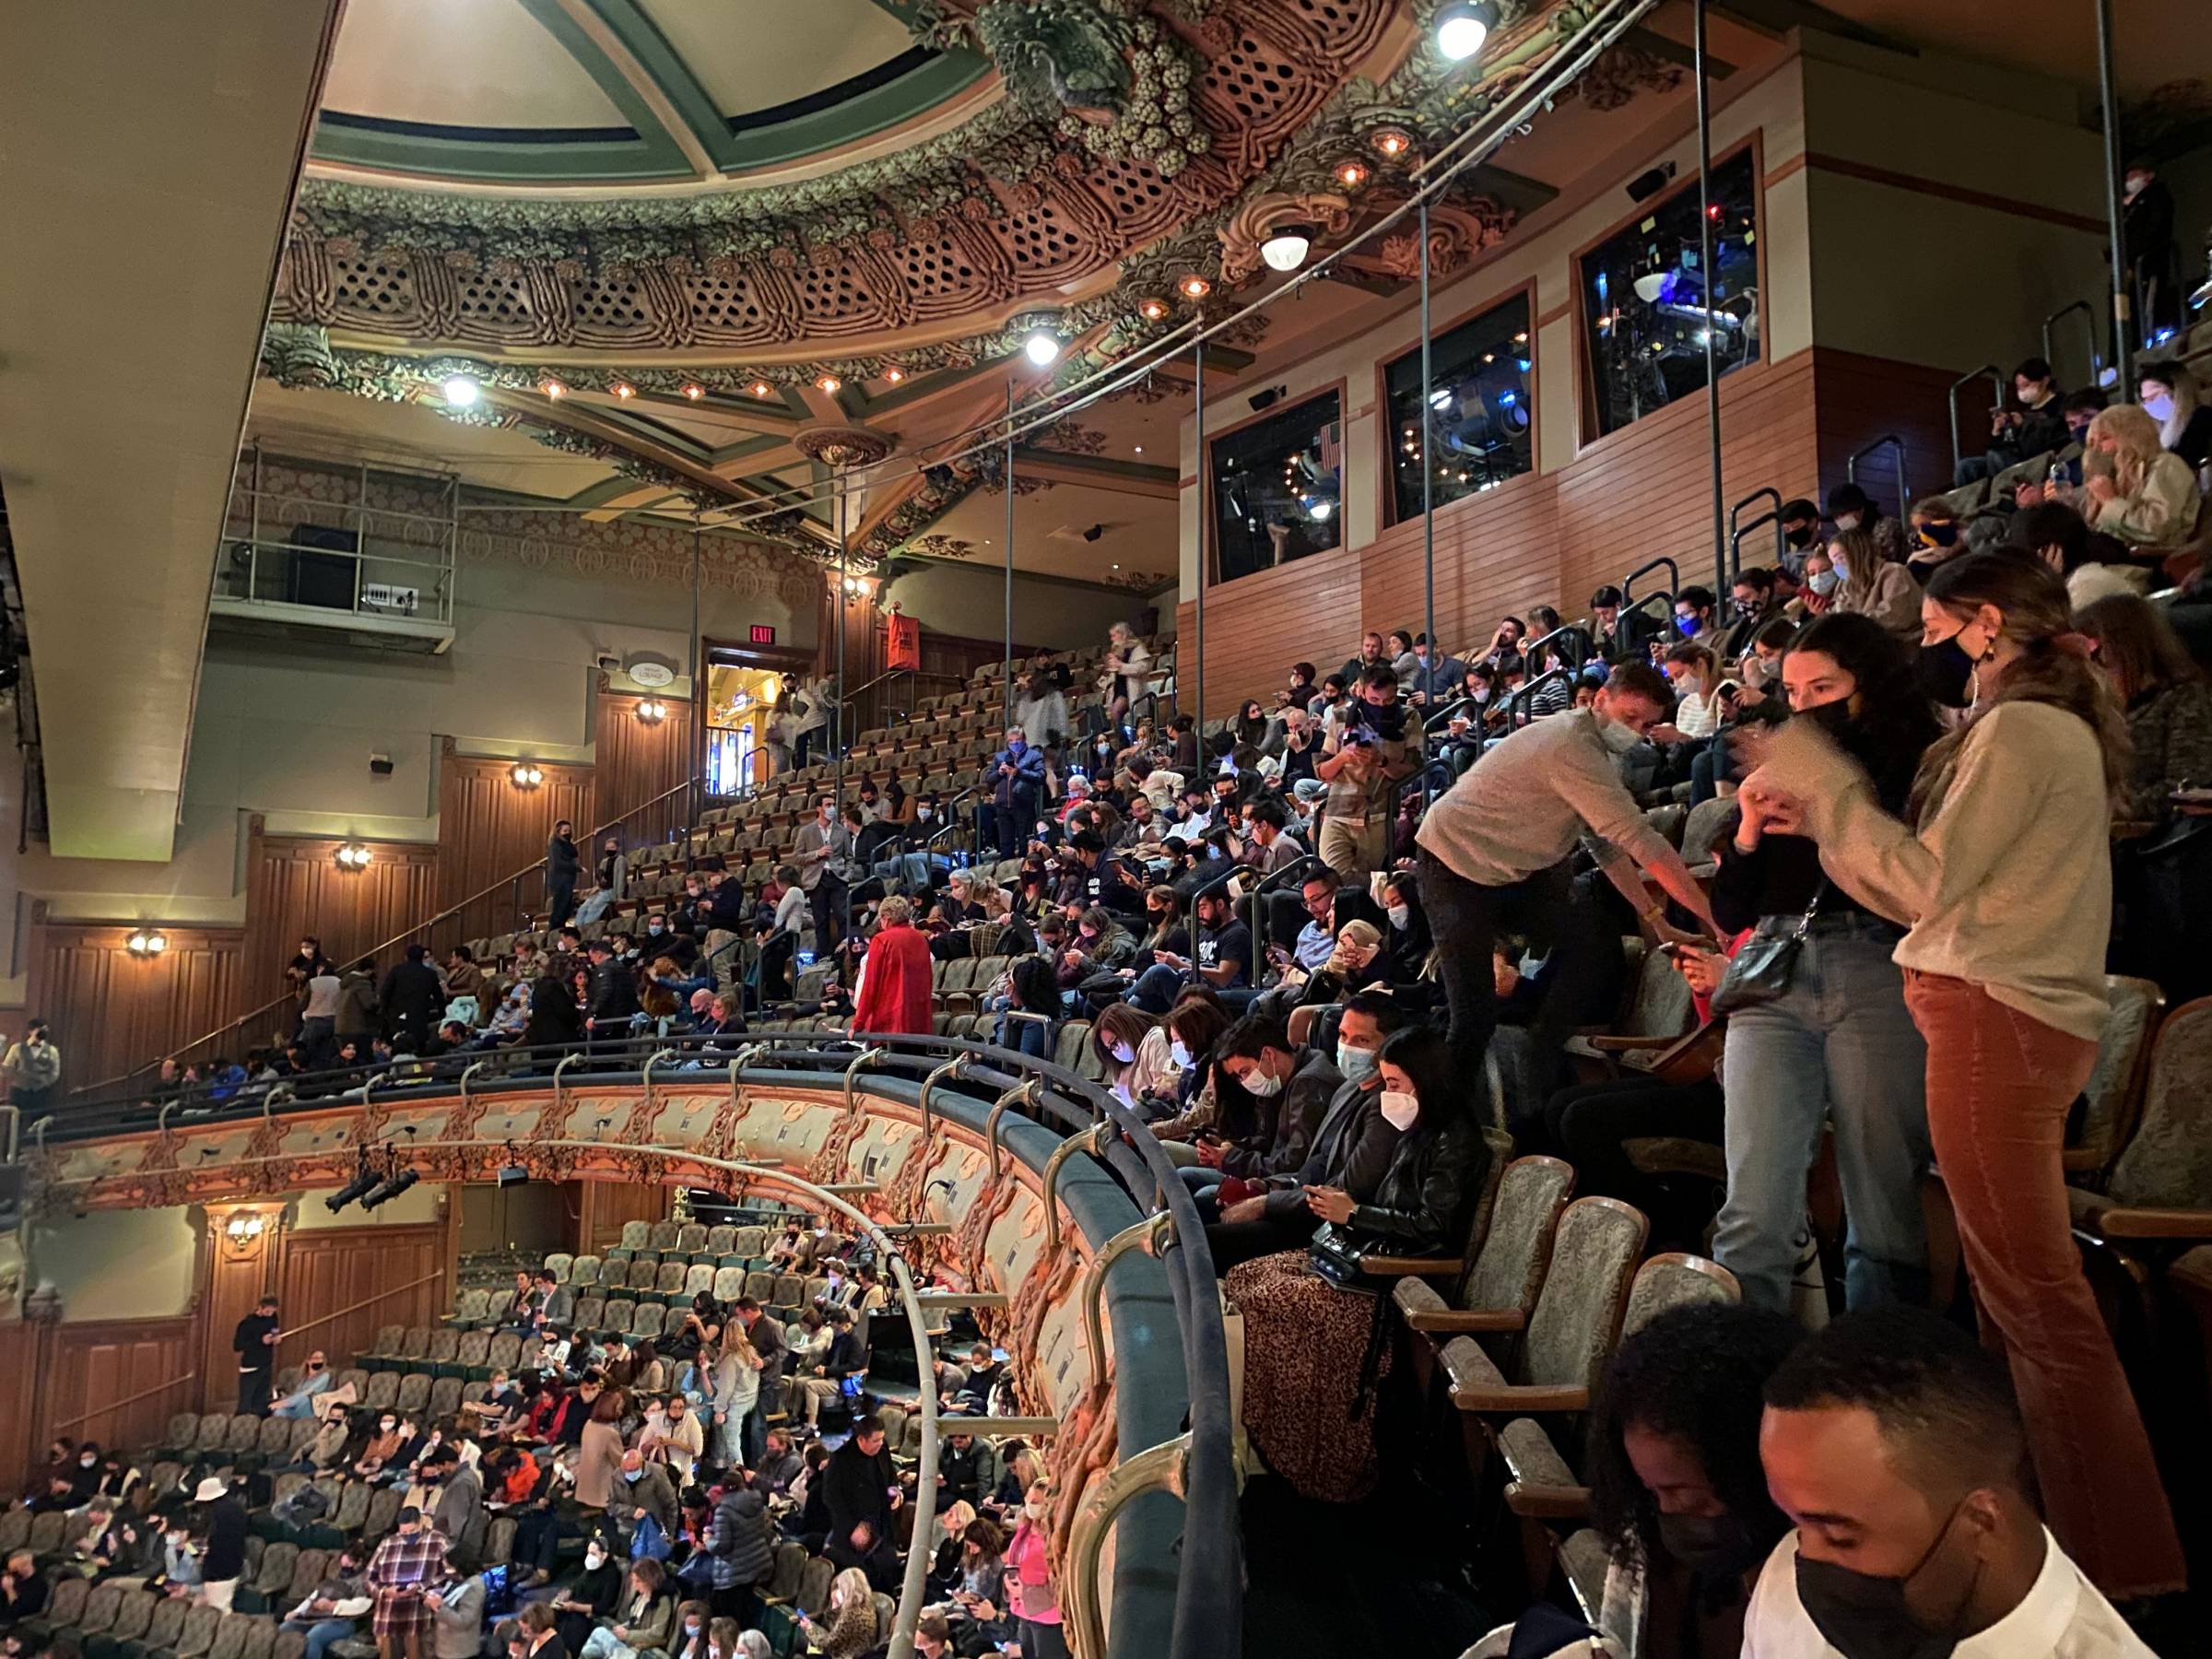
left=1435, top=0, right=1497, bottom=61
left=1023, top=331, right=1063, bottom=367
left=1260, top=223, right=1318, bottom=273
left=441, top=374, right=481, bottom=408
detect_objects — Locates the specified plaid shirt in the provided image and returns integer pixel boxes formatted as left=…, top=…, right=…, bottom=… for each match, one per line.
left=367, top=1527, right=445, bottom=1640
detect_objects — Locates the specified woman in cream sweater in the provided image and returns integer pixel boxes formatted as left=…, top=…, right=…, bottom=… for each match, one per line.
left=1739, top=551, right=2182, bottom=1602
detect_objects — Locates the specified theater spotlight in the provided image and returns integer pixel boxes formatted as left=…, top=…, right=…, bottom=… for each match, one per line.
left=325, top=1155, right=380, bottom=1214
left=1434, top=1, right=1497, bottom=61
left=362, top=1165, right=420, bottom=1210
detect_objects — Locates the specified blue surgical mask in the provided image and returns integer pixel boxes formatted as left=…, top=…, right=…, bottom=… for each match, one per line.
left=1336, top=1043, right=1378, bottom=1084
left=1808, top=570, right=1840, bottom=596
left=1676, top=614, right=1701, bottom=637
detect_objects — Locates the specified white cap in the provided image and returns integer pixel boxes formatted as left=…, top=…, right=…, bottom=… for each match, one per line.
left=194, top=1477, right=228, bottom=1502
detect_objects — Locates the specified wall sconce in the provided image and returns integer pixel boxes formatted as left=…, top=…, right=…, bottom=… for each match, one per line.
left=125, top=929, right=169, bottom=958
left=839, top=574, right=877, bottom=600
left=635, top=700, right=668, bottom=724
left=225, top=1212, right=266, bottom=1245
left=511, top=762, right=545, bottom=789
left=335, top=841, right=373, bottom=870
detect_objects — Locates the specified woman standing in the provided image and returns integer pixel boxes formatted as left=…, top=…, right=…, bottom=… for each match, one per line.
left=1712, top=614, right=1939, bottom=1313
left=1004, top=1481, right=1068, bottom=1659
left=850, top=895, right=933, bottom=1036
left=574, top=1391, right=628, bottom=1512
left=1740, top=551, right=2184, bottom=1599
left=1225, top=1025, right=1488, bottom=1501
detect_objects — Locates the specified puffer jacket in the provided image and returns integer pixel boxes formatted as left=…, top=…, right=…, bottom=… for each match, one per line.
left=705, top=1486, right=773, bottom=1589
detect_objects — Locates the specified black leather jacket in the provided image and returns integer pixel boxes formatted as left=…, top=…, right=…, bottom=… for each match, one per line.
left=1346, top=1116, right=1491, bottom=1255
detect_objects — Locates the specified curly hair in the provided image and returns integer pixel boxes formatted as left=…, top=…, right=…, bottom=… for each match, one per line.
left=1585, top=1303, right=1805, bottom=1571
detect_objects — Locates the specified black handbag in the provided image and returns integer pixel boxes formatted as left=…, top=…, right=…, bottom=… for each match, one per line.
left=1307, top=1223, right=1375, bottom=1292
left=1710, top=881, right=1825, bottom=1016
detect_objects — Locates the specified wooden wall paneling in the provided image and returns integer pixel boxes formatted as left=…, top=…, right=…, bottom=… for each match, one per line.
left=242, top=827, right=441, bottom=1001
left=1806, top=348, right=1965, bottom=521
left=279, top=1223, right=448, bottom=1371
left=29, top=924, right=248, bottom=1094
left=49, top=1316, right=203, bottom=1457
left=434, top=747, right=594, bottom=945
left=594, top=689, right=696, bottom=851
left=198, top=1204, right=279, bottom=1415
left=576, top=1182, right=667, bottom=1253
left=0, top=1321, right=44, bottom=1497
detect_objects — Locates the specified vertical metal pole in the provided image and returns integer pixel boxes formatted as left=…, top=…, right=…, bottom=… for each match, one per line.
left=1695, top=0, right=1726, bottom=598
left=835, top=477, right=847, bottom=811
left=2095, top=0, right=2132, bottom=389
left=690, top=517, right=703, bottom=830
left=1003, top=380, right=1016, bottom=734
left=1419, top=196, right=1436, bottom=695
left=1194, top=340, right=1206, bottom=733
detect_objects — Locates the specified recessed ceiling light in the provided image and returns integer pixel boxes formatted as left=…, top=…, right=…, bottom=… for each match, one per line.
left=818, top=374, right=841, bottom=393
left=1138, top=297, right=1170, bottom=321
left=540, top=378, right=566, bottom=400
left=441, top=375, right=480, bottom=408
left=611, top=381, right=637, bottom=400
left=1335, top=161, right=1369, bottom=188
left=681, top=382, right=705, bottom=400
left=1133, top=445, right=1144, bottom=454
left=1180, top=275, right=1212, bottom=300
left=1374, top=131, right=1409, bottom=159
left=1024, top=332, right=1062, bottom=367
left=884, top=366, right=905, bottom=383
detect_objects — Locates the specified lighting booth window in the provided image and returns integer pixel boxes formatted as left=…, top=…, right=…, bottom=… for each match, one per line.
left=1580, top=148, right=1761, bottom=439
left=1384, top=291, right=1535, bottom=524
left=1209, top=389, right=1344, bottom=584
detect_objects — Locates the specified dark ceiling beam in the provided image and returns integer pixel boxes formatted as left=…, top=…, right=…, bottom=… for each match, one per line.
left=1010, top=450, right=1179, bottom=498
left=1709, top=0, right=1912, bottom=53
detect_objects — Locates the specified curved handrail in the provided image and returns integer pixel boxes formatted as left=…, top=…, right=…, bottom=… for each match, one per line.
left=1620, top=554, right=1679, bottom=612
left=70, top=773, right=707, bottom=1100
left=18, top=1030, right=1241, bottom=1659
left=1844, top=434, right=1910, bottom=512
left=1948, top=364, right=2004, bottom=472
left=1728, top=486, right=1783, bottom=579
left=2042, top=299, right=2099, bottom=389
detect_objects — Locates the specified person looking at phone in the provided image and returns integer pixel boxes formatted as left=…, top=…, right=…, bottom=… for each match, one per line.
left=1414, top=662, right=1718, bottom=1075
left=1316, top=665, right=1418, bottom=878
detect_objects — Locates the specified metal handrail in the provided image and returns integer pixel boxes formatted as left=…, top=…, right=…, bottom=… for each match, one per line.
left=2042, top=299, right=2100, bottom=389
left=1948, top=364, right=2004, bottom=472
left=1620, top=555, right=1679, bottom=613
left=275, top=1267, right=448, bottom=1351
left=1728, top=487, right=1783, bottom=578
left=52, top=1370, right=200, bottom=1435
left=1845, top=434, right=1910, bottom=512
left=71, top=773, right=707, bottom=1100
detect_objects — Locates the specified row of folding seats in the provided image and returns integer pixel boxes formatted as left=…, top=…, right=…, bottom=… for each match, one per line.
left=19, top=1587, right=297, bottom=1659
left=360, top=1325, right=522, bottom=1378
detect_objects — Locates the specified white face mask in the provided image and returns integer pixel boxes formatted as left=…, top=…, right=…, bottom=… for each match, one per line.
left=1830, top=553, right=1851, bottom=581
left=1241, top=1067, right=1283, bottom=1099
left=1023, top=1500, right=1045, bottom=1522
left=1833, top=512, right=1862, bottom=534
left=1108, top=1041, right=1135, bottom=1065
left=2144, top=394, right=2175, bottom=423
left=917, top=807, right=932, bottom=821
left=1379, top=1089, right=1419, bottom=1131
left=1595, top=712, right=1642, bottom=755
left=1169, top=1039, right=1191, bottom=1069
left=1336, top=1043, right=1378, bottom=1084
left=1384, top=904, right=1409, bottom=929
left=585, top=1550, right=606, bottom=1569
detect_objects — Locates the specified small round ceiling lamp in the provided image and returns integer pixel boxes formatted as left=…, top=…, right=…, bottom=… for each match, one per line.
left=1179, top=274, right=1212, bottom=300
left=1024, top=331, right=1062, bottom=367
left=1435, top=1, right=1498, bottom=61
left=1260, top=223, right=1318, bottom=273
left=441, top=375, right=480, bottom=408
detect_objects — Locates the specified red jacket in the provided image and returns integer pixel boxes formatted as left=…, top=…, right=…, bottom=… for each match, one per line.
left=853, top=924, right=935, bottom=1035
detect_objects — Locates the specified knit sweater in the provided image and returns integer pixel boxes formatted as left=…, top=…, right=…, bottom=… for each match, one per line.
left=1755, top=701, right=2112, bottom=1040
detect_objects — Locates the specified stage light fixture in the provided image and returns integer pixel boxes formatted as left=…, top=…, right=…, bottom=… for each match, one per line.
left=1435, top=1, right=1497, bottom=61
left=325, top=1155, right=379, bottom=1213
left=361, top=1166, right=419, bottom=1210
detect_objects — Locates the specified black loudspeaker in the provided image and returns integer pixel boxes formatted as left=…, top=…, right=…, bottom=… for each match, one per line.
left=286, top=524, right=359, bottom=609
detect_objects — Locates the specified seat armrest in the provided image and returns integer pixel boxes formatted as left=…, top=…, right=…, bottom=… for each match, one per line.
left=1504, top=1482, right=1592, bottom=1521
left=1404, top=1308, right=1526, bottom=1335
left=1359, top=1253, right=1459, bottom=1278
left=2093, top=1206, right=2212, bottom=1241
left=1449, top=1383, right=1591, bottom=1415
left=1585, top=1035, right=1677, bottom=1053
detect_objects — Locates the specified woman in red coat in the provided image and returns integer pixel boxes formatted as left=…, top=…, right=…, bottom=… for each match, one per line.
left=851, top=895, right=935, bottom=1035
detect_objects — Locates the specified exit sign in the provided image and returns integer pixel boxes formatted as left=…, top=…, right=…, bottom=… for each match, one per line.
left=750, top=624, right=776, bottom=645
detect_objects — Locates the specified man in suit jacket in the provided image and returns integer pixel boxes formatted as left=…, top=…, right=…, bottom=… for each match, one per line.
left=792, top=796, right=856, bottom=966
left=533, top=1272, right=577, bottom=1332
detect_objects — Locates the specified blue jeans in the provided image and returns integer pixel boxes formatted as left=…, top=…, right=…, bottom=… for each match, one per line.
left=1713, top=918, right=1933, bottom=1312
left=286, top=1618, right=358, bottom=1659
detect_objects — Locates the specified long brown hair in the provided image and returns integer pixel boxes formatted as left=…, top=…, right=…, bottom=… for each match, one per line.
left=2073, top=593, right=2204, bottom=705
left=1911, top=553, right=2131, bottom=820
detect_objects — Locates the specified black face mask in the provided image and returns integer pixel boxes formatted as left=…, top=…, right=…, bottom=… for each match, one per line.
left=1658, top=1511, right=1775, bottom=1581
left=1796, top=699, right=1858, bottom=740
left=1784, top=524, right=1818, bottom=549
left=1915, top=635, right=1979, bottom=709
left=1792, top=1502, right=1980, bottom=1659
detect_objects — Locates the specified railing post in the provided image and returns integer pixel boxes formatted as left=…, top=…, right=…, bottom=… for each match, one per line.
left=915, top=1054, right=971, bottom=1150
left=1062, top=1433, right=1193, bottom=1659
left=552, top=1051, right=582, bottom=1119
left=985, top=1079, right=1042, bottom=1182
left=1041, top=1121, right=1112, bottom=1253
left=640, top=1048, right=677, bottom=1114
left=1078, top=1210, right=1172, bottom=1390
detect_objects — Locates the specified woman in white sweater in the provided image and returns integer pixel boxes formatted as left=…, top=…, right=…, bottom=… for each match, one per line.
left=1739, top=551, right=2182, bottom=1602
left=2083, top=402, right=2201, bottom=549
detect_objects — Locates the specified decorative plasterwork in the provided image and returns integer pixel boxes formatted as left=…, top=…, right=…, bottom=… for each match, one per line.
left=1217, top=189, right=1355, bottom=283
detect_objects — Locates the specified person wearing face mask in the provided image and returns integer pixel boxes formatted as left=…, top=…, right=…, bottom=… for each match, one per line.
left=1824, top=483, right=1911, bottom=570
left=548, top=1532, right=625, bottom=1655
left=1902, top=500, right=1966, bottom=584
left=1141, top=994, right=1234, bottom=1151
left=2080, top=402, right=2200, bottom=552
left=1316, top=665, right=1420, bottom=878
left=1206, top=994, right=1406, bottom=1269
left=1091, top=995, right=1168, bottom=1109
left=982, top=724, right=1048, bottom=861
left=1790, top=549, right=1839, bottom=619
left=1415, top=663, right=1719, bottom=1076
left=1774, top=499, right=1823, bottom=574
left=791, top=794, right=855, bottom=971
left=2137, top=359, right=2212, bottom=470
left=1826, top=528, right=1925, bottom=642
left=1186, top=1015, right=1343, bottom=1211
left=1004, top=1480, right=1067, bottom=1659
left=1751, top=1306, right=2157, bottom=1659
left=1226, top=1024, right=1490, bottom=1503
left=1738, top=553, right=2183, bottom=1601
left=1377, top=873, right=1430, bottom=982
left=1558, top=1303, right=1806, bottom=1659
left=1671, top=586, right=1718, bottom=641
left=1711, top=615, right=1939, bottom=1317
left=1952, top=358, right=2069, bottom=487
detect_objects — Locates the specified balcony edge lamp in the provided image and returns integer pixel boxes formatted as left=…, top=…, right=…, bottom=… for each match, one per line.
left=1435, top=0, right=1497, bottom=61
